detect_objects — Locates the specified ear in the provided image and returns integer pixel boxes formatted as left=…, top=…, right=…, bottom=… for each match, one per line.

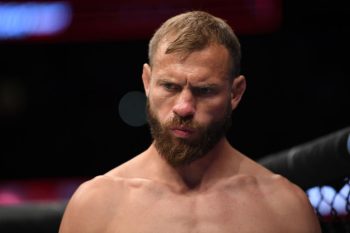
left=230, top=75, right=246, bottom=110
left=142, top=63, right=151, bottom=97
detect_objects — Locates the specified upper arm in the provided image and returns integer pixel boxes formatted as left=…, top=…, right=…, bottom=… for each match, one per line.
left=59, top=176, right=121, bottom=233
left=268, top=176, right=322, bottom=233
left=286, top=185, right=321, bottom=233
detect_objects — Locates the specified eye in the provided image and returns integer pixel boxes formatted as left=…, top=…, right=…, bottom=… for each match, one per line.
left=193, top=87, right=216, bottom=96
left=162, top=82, right=180, bottom=92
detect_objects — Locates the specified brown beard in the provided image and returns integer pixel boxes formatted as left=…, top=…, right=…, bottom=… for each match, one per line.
left=146, top=99, right=232, bottom=167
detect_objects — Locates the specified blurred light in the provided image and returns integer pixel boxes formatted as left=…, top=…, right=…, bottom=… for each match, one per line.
left=333, top=193, right=347, bottom=215
left=118, top=91, right=147, bottom=127
left=0, top=190, right=22, bottom=205
left=307, top=186, right=321, bottom=208
left=320, top=186, right=336, bottom=204
left=347, top=133, right=350, bottom=155
left=307, top=182, right=350, bottom=217
left=318, top=199, right=332, bottom=216
left=0, top=1, right=72, bottom=40
left=0, top=178, right=85, bottom=205
left=339, top=182, right=350, bottom=197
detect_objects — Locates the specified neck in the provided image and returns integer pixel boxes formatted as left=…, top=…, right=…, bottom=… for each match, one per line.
left=176, top=156, right=217, bottom=190
left=149, top=138, right=237, bottom=191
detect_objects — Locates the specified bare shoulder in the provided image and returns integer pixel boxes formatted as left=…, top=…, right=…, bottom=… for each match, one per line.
left=59, top=175, right=126, bottom=233
left=59, top=153, right=153, bottom=233
left=235, top=154, right=321, bottom=232
left=258, top=174, right=322, bottom=233
left=260, top=174, right=312, bottom=211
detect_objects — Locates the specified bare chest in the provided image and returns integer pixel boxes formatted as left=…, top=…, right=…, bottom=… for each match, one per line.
left=106, top=187, right=283, bottom=233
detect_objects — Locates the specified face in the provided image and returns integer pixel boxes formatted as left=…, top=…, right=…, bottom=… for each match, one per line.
left=142, top=42, right=245, bottom=167
left=146, top=97, right=232, bottom=167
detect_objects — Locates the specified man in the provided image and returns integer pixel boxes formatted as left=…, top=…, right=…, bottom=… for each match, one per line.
left=59, top=11, right=321, bottom=233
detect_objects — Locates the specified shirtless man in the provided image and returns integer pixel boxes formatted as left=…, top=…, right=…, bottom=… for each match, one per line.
left=59, top=11, right=321, bottom=233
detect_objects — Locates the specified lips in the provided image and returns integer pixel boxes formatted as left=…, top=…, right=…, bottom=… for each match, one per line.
left=170, top=126, right=194, bottom=138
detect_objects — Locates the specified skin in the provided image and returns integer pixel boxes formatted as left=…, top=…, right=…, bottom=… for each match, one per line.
left=59, top=42, right=321, bottom=233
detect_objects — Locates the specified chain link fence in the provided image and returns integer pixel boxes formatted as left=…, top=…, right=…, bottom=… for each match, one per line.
left=306, top=177, right=350, bottom=233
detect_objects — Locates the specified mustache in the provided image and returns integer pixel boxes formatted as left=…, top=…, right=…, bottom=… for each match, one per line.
left=164, top=115, right=200, bottom=129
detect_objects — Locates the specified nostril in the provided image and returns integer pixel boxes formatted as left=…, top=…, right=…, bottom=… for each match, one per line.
left=173, top=102, right=195, bottom=118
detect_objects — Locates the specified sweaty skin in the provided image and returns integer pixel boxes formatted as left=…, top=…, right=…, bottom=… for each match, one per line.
left=59, top=43, right=321, bottom=233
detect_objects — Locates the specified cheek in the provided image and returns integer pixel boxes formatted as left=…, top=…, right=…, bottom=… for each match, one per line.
left=197, top=99, right=231, bottom=123
left=149, top=95, right=174, bottom=122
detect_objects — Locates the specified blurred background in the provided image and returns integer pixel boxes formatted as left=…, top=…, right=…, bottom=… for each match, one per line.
left=0, top=0, right=349, bottom=231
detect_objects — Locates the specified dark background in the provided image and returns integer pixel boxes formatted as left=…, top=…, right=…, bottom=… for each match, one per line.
left=0, top=0, right=349, bottom=180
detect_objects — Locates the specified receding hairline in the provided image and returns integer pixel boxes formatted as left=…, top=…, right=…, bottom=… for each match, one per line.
left=148, top=10, right=241, bottom=77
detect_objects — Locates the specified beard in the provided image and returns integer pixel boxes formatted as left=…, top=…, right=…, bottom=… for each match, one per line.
left=146, top=99, right=232, bottom=167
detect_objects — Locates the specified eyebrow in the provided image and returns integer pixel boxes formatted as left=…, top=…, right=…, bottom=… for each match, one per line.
left=156, top=77, right=221, bottom=86
left=191, top=83, right=219, bottom=88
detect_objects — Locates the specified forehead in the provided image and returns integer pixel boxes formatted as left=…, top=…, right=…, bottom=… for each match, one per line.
left=152, top=42, right=232, bottom=82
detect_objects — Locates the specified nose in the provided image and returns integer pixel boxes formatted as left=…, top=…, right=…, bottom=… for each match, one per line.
left=172, top=89, right=196, bottom=118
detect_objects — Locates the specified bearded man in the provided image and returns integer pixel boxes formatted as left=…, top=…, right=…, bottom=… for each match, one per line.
left=59, top=10, right=321, bottom=233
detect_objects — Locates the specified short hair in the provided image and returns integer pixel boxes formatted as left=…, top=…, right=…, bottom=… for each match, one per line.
left=148, top=10, right=241, bottom=78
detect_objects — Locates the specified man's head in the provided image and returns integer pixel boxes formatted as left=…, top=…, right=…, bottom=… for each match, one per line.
left=142, top=11, right=246, bottom=167
left=148, top=10, right=241, bottom=78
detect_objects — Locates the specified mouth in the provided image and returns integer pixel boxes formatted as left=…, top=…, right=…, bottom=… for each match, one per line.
left=170, top=126, right=195, bottom=138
